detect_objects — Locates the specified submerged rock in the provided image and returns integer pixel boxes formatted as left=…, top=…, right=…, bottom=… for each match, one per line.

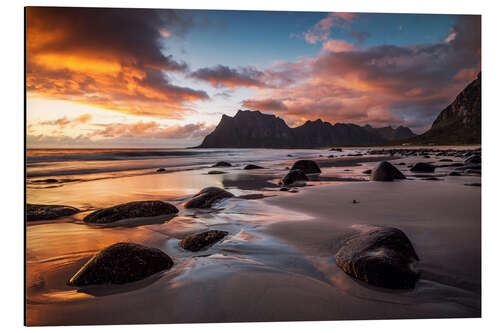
left=410, top=162, right=436, bottom=173
left=68, top=242, right=173, bottom=286
left=212, top=161, right=232, bottom=167
left=335, top=226, right=419, bottom=289
left=291, top=160, right=321, bottom=174
left=370, top=161, right=406, bottom=181
left=83, top=201, right=178, bottom=224
left=279, top=170, right=309, bottom=186
left=179, top=230, right=229, bottom=251
left=208, top=170, right=227, bottom=174
left=183, top=187, right=234, bottom=209
left=244, top=164, right=264, bottom=170
left=27, top=204, right=80, bottom=221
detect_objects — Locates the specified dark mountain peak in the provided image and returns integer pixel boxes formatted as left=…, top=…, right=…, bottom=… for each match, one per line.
left=197, top=110, right=416, bottom=148
left=402, top=73, right=481, bottom=145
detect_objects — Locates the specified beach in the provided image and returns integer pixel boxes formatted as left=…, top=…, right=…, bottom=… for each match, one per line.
left=25, top=147, right=481, bottom=325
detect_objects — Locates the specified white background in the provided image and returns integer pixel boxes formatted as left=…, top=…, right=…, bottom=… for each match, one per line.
left=2, top=0, right=498, bottom=331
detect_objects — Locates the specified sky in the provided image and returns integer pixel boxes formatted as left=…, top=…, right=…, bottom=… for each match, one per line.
left=26, top=7, right=481, bottom=148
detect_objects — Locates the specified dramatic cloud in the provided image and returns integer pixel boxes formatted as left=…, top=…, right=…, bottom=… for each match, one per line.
left=302, top=12, right=357, bottom=44
left=189, top=65, right=269, bottom=89
left=243, top=15, right=481, bottom=132
left=242, top=98, right=288, bottom=111
left=39, top=114, right=93, bottom=128
left=26, top=7, right=209, bottom=118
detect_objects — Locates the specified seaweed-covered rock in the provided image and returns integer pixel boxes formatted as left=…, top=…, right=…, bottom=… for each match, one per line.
left=68, top=242, right=173, bottom=286
left=410, top=162, right=436, bottom=173
left=83, top=201, right=178, bottom=224
left=370, top=161, right=406, bottom=181
left=27, top=204, right=80, bottom=221
left=183, top=187, right=234, bottom=209
left=244, top=164, right=264, bottom=170
left=279, top=170, right=309, bottom=186
left=212, top=161, right=232, bottom=167
left=291, top=160, right=321, bottom=174
left=179, top=230, right=229, bottom=251
left=336, top=226, right=419, bottom=289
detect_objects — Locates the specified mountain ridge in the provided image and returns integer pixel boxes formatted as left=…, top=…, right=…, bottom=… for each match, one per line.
left=197, top=110, right=415, bottom=148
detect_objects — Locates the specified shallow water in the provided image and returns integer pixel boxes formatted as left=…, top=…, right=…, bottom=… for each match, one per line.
left=25, top=147, right=481, bottom=325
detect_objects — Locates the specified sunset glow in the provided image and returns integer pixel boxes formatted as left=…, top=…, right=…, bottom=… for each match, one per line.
left=26, top=7, right=481, bottom=148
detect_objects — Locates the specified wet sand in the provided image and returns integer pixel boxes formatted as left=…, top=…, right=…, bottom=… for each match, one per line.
left=25, top=148, right=481, bottom=325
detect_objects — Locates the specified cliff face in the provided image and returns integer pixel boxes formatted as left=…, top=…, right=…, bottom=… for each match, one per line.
left=197, top=110, right=415, bottom=148
left=403, top=73, right=481, bottom=145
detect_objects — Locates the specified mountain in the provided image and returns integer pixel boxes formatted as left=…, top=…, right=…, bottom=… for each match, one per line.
left=197, top=110, right=415, bottom=148
left=399, top=73, right=481, bottom=145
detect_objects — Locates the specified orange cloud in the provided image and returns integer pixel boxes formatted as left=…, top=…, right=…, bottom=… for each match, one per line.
left=26, top=7, right=208, bottom=119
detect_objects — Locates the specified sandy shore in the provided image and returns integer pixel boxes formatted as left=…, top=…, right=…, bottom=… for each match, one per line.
left=25, top=149, right=481, bottom=325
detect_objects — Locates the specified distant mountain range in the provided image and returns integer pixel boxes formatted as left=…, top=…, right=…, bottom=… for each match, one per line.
left=197, top=110, right=415, bottom=148
left=197, top=73, right=480, bottom=148
left=400, top=72, right=481, bottom=145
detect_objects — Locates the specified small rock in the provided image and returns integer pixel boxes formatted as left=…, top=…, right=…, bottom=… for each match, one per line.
left=448, top=171, right=461, bottom=176
left=335, top=226, right=419, bottom=289
left=410, top=162, right=436, bottom=173
left=27, top=204, right=80, bottom=221
left=68, top=242, right=173, bottom=286
left=244, top=164, right=264, bottom=170
left=464, top=183, right=481, bottom=187
left=280, top=187, right=289, bottom=191
left=362, top=169, right=372, bottom=175
left=179, top=230, right=229, bottom=251
left=212, top=161, right=232, bottom=167
left=291, top=160, right=321, bottom=174
left=279, top=170, right=309, bottom=186
left=84, top=201, right=178, bottom=224
left=370, top=161, right=406, bottom=181
left=352, top=200, right=359, bottom=204
left=183, top=187, right=234, bottom=209
left=156, top=168, right=166, bottom=173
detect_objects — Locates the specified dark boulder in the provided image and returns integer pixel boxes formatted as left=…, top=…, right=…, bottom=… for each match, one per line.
left=179, top=230, right=229, bottom=251
left=291, top=160, right=321, bottom=174
left=410, top=162, right=436, bottom=173
left=279, top=170, right=309, bottom=186
left=83, top=201, right=178, bottom=224
left=448, top=171, right=462, bottom=176
left=68, top=242, right=173, bottom=286
left=212, top=161, right=232, bottom=167
left=370, top=161, right=406, bottom=181
left=335, top=226, right=419, bottom=289
left=27, top=204, right=80, bottom=221
left=156, top=168, right=166, bottom=172
left=362, top=169, right=372, bottom=175
left=183, top=187, right=234, bottom=209
left=244, top=164, right=264, bottom=170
